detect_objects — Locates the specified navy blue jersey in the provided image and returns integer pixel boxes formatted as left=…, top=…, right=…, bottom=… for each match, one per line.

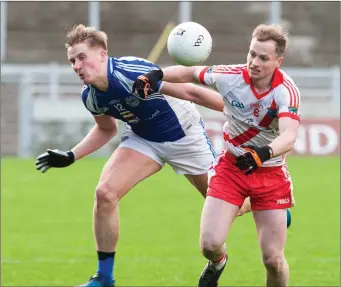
left=81, top=56, right=200, bottom=142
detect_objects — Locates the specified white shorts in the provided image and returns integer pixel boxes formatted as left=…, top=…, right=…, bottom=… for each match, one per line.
left=118, top=119, right=217, bottom=175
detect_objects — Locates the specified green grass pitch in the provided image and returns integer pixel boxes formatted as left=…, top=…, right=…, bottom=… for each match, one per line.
left=2, top=156, right=340, bottom=286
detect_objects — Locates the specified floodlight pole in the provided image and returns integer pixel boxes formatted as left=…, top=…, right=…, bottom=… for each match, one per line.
left=179, top=1, right=192, bottom=23
left=269, top=1, right=281, bottom=24
left=1, top=1, right=8, bottom=61
left=88, top=1, right=100, bottom=29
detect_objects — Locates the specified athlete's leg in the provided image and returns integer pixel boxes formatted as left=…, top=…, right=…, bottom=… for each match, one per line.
left=237, top=198, right=293, bottom=229
left=197, top=152, right=248, bottom=287
left=94, top=147, right=162, bottom=251
left=253, top=209, right=289, bottom=287
left=84, top=147, right=162, bottom=286
left=198, top=196, right=240, bottom=287
left=185, top=173, right=208, bottom=198
left=200, top=196, right=239, bottom=261
left=249, top=164, right=294, bottom=287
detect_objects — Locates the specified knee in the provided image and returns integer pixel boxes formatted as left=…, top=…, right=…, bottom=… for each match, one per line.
left=95, top=183, right=119, bottom=210
left=262, top=253, right=285, bottom=273
left=200, top=233, right=224, bottom=258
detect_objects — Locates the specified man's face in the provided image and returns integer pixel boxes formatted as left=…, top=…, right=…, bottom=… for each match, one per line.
left=246, top=39, right=283, bottom=81
left=67, top=42, right=105, bottom=85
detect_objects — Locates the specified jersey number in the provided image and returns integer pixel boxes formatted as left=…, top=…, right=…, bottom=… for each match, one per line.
left=114, top=103, right=140, bottom=123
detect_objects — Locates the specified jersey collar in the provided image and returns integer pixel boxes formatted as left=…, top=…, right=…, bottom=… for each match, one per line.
left=242, top=67, right=284, bottom=99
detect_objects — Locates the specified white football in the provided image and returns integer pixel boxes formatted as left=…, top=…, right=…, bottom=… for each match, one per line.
left=167, top=22, right=212, bottom=66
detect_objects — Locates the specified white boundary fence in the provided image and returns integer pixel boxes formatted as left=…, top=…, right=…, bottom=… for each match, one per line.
left=1, top=63, right=340, bottom=157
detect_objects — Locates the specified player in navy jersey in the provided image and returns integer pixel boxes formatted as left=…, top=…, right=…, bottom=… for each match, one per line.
left=34, top=24, right=252, bottom=287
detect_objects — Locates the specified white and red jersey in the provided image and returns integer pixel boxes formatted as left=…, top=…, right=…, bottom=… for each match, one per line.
left=199, top=64, right=301, bottom=167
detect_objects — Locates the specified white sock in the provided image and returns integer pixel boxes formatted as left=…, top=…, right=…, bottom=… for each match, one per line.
left=211, top=254, right=227, bottom=271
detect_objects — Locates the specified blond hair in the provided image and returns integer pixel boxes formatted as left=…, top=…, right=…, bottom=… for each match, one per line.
left=65, top=24, right=108, bottom=50
left=252, top=24, right=288, bottom=56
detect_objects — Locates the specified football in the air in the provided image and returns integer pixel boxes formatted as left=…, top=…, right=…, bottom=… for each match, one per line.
left=167, top=21, right=212, bottom=66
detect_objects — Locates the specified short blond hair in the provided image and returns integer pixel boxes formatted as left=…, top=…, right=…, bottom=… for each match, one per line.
left=252, top=24, right=288, bottom=56
left=65, top=24, right=108, bottom=50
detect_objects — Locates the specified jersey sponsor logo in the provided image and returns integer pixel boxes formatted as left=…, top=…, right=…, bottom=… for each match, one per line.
left=232, top=115, right=257, bottom=128
left=250, top=102, right=260, bottom=109
left=125, top=96, right=140, bottom=108
left=144, top=109, right=161, bottom=121
left=277, top=198, right=290, bottom=205
left=243, top=118, right=254, bottom=125
left=250, top=102, right=265, bottom=109
left=151, top=109, right=160, bottom=119
left=231, top=100, right=245, bottom=109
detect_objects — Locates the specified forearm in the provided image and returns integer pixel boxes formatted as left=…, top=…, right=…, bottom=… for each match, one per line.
left=162, top=65, right=199, bottom=83
left=71, top=125, right=117, bottom=160
left=268, top=131, right=297, bottom=157
left=191, top=86, right=224, bottom=112
left=161, top=82, right=224, bottom=112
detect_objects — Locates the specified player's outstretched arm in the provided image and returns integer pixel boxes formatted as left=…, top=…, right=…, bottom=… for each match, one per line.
left=71, top=115, right=118, bottom=160
left=132, top=65, right=205, bottom=98
left=36, top=115, right=117, bottom=173
left=160, top=82, right=224, bottom=112
left=161, top=65, right=205, bottom=84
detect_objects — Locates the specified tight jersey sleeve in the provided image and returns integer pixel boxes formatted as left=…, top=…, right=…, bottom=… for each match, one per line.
left=112, top=56, right=163, bottom=93
left=81, top=85, right=104, bottom=116
left=198, top=64, right=246, bottom=93
left=275, top=79, right=301, bottom=121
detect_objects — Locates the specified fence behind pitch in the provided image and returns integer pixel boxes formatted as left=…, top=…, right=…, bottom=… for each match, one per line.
left=1, top=63, right=339, bottom=157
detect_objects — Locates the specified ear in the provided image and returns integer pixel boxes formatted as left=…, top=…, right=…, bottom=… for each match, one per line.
left=276, top=56, right=284, bottom=67
left=100, top=49, right=107, bottom=62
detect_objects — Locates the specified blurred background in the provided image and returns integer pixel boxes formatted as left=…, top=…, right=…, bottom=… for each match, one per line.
left=1, top=1, right=340, bottom=157
left=1, top=2, right=340, bottom=286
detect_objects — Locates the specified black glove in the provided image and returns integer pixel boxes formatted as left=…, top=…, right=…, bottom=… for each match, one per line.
left=35, top=149, right=75, bottom=173
left=235, top=145, right=273, bottom=175
left=132, top=69, right=163, bottom=98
